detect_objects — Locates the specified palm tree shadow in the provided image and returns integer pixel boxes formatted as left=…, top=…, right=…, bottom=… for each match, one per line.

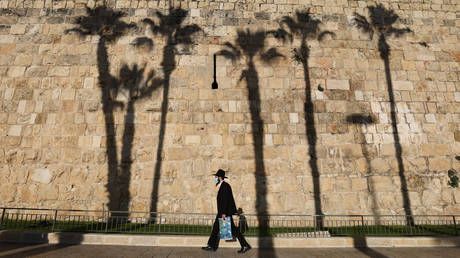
left=353, top=4, right=413, bottom=225
left=346, top=114, right=380, bottom=220
left=218, top=29, right=283, bottom=257
left=272, top=9, right=335, bottom=228
left=142, top=7, right=201, bottom=220
left=117, top=64, right=163, bottom=216
left=66, top=5, right=136, bottom=218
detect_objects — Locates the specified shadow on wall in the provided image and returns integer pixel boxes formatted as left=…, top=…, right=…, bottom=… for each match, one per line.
left=271, top=9, right=334, bottom=227
left=118, top=64, right=162, bottom=215
left=68, top=5, right=200, bottom=219
left=142, top=8, right=201, bottom=218
left=218, top=29, right=283, bottom=258
left=66, top=5, right=136, bottom=218
left=353, top=4, right=413, bottom=225
left=346, top=114, right=380, bottom=218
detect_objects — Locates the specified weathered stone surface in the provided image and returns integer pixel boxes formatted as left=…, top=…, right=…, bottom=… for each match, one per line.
left=393, top=81, right=414, bottom=91
left=326, top=79, right=350, bottom=90
left=30, top=168, right=52, bottom=184
left=428, top=157, right=451, bottom=171
left=7, top=66, right=26, bottom=77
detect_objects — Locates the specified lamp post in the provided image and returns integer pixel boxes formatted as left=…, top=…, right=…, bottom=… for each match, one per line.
left=211, top=54, right=218, bottom=89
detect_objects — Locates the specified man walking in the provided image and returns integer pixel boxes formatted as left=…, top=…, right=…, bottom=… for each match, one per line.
left=202, top=169, right=251, bottom=253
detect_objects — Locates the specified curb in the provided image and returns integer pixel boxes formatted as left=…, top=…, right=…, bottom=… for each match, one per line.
left=1, top=231, right=460, bottom=248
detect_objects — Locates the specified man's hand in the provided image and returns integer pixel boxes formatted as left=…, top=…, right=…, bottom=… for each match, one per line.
left=222, top=214, right=226, bottom=220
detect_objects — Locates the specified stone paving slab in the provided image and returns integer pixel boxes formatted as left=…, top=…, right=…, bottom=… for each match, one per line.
left=0, top=244, right=460, bottom=258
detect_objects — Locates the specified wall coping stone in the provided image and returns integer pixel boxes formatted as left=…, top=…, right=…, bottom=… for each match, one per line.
left=1, top=231, right=459, bottom=248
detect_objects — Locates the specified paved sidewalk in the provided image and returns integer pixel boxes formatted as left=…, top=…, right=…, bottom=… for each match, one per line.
left=0, top=244, right=459, bottom=258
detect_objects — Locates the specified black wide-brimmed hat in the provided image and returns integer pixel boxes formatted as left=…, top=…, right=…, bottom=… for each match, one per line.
left=213, top=169, right=228, bottom=178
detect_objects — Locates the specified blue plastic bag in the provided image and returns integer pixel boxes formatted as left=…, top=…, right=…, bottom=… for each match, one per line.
left=218, top=217, right=232, bottom=240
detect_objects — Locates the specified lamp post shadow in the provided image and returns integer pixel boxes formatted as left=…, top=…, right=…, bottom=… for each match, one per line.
left=346, top=114, right=380, bottom=222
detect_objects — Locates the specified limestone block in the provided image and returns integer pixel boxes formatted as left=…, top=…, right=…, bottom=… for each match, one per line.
left=0, top=35, right=14, bottom=45
left=7, top=66, right=26, bottom=77
left=83, top=77, right=94, bottom=89
left=10, top=24, right=26, bottom=34
left=393, top=81, right=413, bottom=91
left=425, top=114, right=436, bottom=123
left=455, top=92, right=460, bottom=102
left=268, top=78, right=285, bottom=89
left=340, top=144, right=362, bottom=158
left=209, top=134, right=222, bottom=146
left=229, top=124, right=245, bottom=134
left=38, top=184, right=59, bottom=200
left=77, top=89, right=99, bottom=101
left=351, top=178, right=368, bottom=191
left=184, top=135, right=200, bottom=145
left=61, top=89, right=76, bottom=100
left=422, top=190, right=441, bottom=207
left=420, top=144, right=451, bottom=156
left=0, top=44, right=15, bottom=55
left=273, top=135, right=284, bottom=145
left=7, top=125, right=22, bottom=136
left=20, top=185, right=38, bottom=203
left=3, top=88, right=14, bottom=101
left=14, top=54, right=33, bottom=66
left=57, top=55, right=80, bottom=66
left=326, top=100, right=347, bottom=113
left=289, top=113, right=299, bottom=124
left=441, top=189, right=453, bottom=203
left=25, top=66, right=48, bottom=77
left=0, top=184, right=17, bottom=202
left=428, top=157, right=451, bottom=171
left=18, top=114, right=37, bottom=124
left=48, top=66, right=70, bottom=77
left=408, top=191, right=422, bottom=207
left=326, top=79, right=350, bottom=90
left=408, top=102, right=426, bottom=113
left=368, top=176, right=393, bottom=191
left=30, top=168, right=53, bottom=184
left=189, top=8, right=200, bottom=18
left=336, top=178, right=352, bottom=192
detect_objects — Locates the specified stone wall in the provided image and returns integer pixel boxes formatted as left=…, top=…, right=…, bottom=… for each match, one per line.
left=0, top=0, right=459, bottom=215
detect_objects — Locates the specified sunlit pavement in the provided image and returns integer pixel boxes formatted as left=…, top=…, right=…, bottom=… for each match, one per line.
left=0, top=244, right=459, bottom=258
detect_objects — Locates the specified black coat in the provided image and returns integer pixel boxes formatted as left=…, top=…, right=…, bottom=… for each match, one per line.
left=217, top=181, right=237, bottom=216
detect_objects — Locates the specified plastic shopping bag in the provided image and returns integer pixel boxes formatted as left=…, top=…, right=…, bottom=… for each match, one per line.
left=218, top=217, right=232, bottom=240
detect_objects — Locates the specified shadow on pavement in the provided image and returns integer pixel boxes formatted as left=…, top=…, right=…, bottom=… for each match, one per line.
left=0, top=243, right=69, bottom=258
left=352, top=236, right=389, bottom=258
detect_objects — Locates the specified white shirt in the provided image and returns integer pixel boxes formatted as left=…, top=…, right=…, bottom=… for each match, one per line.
left=216, top=180, right=223, bottom=190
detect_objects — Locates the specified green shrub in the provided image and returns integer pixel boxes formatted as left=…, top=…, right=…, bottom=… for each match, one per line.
left=448, top=169, right=459, bottom=188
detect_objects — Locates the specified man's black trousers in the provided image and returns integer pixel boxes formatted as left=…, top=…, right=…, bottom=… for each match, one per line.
left=207, top=215, right=249, bottom=249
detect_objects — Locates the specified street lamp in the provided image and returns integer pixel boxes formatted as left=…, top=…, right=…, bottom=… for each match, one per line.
left=211, top=54, right=218, bottom=89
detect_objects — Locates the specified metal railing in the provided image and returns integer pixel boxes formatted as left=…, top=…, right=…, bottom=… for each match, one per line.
left=0, top=207, right=458, bottom=238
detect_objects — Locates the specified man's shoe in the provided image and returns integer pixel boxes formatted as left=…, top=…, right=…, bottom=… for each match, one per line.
left=237, top=245, right=251, bottom=254
left=202, top=246, right=217, bottom=251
